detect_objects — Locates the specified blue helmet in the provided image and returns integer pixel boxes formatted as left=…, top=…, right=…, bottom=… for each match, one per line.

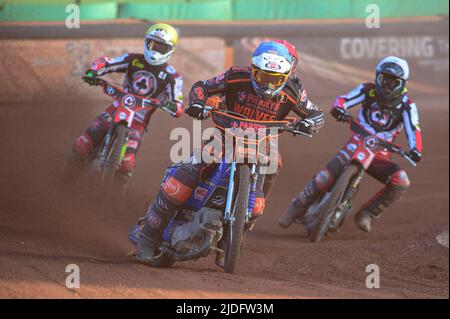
left=250, top=41, right=293, bottom=99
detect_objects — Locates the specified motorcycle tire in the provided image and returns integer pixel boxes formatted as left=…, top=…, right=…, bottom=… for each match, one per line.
left=223, top=165, right=250, bottom=274
left=309, top=164, right=359, bottom=243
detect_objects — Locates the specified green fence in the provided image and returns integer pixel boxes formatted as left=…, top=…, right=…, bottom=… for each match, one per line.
left=0, top=0, right=448, bottom=21
left=0, top=1, right=117, bottom=21
left=119, top=0, right=232, bottom=20
left=233, top=0, right=450, bottom=20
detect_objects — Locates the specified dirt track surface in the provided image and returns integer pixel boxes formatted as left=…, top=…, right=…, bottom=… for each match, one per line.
left=0, top=90, right=448, bottom=298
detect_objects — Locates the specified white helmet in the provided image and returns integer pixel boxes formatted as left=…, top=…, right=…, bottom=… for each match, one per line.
left=375, top=56, right=409, bottom=104
left=144, top=23, right=179, bottom=65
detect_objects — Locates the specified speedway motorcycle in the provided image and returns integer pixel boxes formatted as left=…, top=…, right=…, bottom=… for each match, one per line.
left=76, top=77, right=172, bottom=189
left=303, top=115, right=417, bottom=243
left=129, top=107, right=311, bottom=274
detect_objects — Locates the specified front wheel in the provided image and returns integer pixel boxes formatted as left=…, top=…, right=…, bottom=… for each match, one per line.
left=309, top=165, right=359, bottom=243
left=223, top=165, right=250, bottom=274
left=101, top=123, right=128, bottom=186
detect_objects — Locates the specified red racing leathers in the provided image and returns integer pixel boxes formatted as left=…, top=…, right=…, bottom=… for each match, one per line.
left=72, top=53, right=184, bottom=175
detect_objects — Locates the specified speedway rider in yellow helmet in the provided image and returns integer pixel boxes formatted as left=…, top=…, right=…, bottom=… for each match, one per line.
left=66, top=23, right=184, bottom=184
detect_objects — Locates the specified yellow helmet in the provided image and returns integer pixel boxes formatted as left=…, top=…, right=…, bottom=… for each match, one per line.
left=144, top=23, right=179, bottom=65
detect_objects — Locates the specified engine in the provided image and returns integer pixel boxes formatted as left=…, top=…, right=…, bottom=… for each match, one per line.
left=171, top=207, right=223, bottom=254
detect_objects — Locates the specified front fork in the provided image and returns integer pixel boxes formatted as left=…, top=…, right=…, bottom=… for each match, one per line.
left=99, top=123, right=116, bottom=165
left=341, top=167, right=365, bottom=211
left=246, top=164, right=257, bottom=223
left=224, top=162, right=237, bottom=222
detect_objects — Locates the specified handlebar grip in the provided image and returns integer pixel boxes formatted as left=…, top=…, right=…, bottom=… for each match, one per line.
left=285, top=126, right=312, bottom=138
left=94, top=78, right=106, bottom=86
left=81, top=76, right=106, bottom=86
left=404, top=154, right=417, bottom=167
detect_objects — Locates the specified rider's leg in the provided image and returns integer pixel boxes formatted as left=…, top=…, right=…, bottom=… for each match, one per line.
left=354, top=156, right=410, bottom=232
left=277, top=169, right=335, bottom=228
left=64, top=105, right=115, bottom=183
left=277, top=140, right=356, bottom=228
left=116, top=123, right=145, bottom=179
left=242, top=148, right=282, bottom=231
left=135, top=162, right=202, bottom=263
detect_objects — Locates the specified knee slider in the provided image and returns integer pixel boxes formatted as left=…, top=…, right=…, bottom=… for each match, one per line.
left=390, top=170, right=411, bottom=188
left=73, top=134, right=94, bottom=158
left=314, top=169, right=335, bottom=192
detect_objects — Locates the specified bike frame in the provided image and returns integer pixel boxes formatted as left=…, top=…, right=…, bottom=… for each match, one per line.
left=335, top=117, right=416, bottom=218
left=162, top=109, right=301, bottom=238
left=346, top=117, right=416, bottom=171
left=94, top=80, right=160, bottom=168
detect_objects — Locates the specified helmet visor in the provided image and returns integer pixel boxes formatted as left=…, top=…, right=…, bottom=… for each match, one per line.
left=145, top=39, right=173, bottom=55
left=251, top=66, right=288, bottom=89
left=377, top=73, right=403, bottom=92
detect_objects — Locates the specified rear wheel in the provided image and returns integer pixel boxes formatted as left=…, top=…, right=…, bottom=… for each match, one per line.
left=309, top=165, right=359, bottom=243
left=101, top=124, right=128, bottom=186
left=224, top=165, right=250, bottom=274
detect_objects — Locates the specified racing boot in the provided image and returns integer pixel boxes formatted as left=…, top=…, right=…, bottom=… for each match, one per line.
left=131, top=193, right=176, bottom=264
left=278, top=170, right=334, bottom=228
left=354, top=173, right=409, bottom=232
left=135, top=231, right=158, bottom=263
left=354, top=210, right=375, bottom=233
left=278, top=197, right=310, bottom=228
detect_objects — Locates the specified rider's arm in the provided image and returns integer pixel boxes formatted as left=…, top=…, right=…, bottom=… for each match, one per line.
left=88, top=54, right=130, bottom=76
left=291, top=87, right=325, bottom=131
left=333, top=83, right=369, bottom=111
left=162, top=72, right=184, bottom=118
left=402, top=98, right=423, bottom=153
left=188, top=70, right=228, bottom=109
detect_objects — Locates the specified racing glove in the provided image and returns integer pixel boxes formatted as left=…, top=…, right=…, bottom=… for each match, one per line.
left=162, top=100, right=178, bottom=113
left=187, top=103, right=209, bottom=120
left=408, top=148, right=422, bottom=163
left=331, top=107, right=350, bottom=122
left=82, top=70, right=99, bottom=86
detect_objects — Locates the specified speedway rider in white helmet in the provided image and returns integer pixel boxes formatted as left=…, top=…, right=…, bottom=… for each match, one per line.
left=279, top=56, right=423, bottom=232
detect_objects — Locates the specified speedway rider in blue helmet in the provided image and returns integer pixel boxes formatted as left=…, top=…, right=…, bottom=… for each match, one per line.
left=130, top=41, right=325, bottom=266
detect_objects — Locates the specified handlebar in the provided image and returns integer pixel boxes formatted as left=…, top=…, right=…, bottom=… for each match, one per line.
left=389, top=144, right=417, bottom=167
left=81, top=76, right=106, bottom=86
left=82, top=76, right=164, bottom=110
left=202, top=105, right=312, bottom=138
left=284, top=126, right=313, bottom=138
left=341, top=114, right=416, bottom=167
